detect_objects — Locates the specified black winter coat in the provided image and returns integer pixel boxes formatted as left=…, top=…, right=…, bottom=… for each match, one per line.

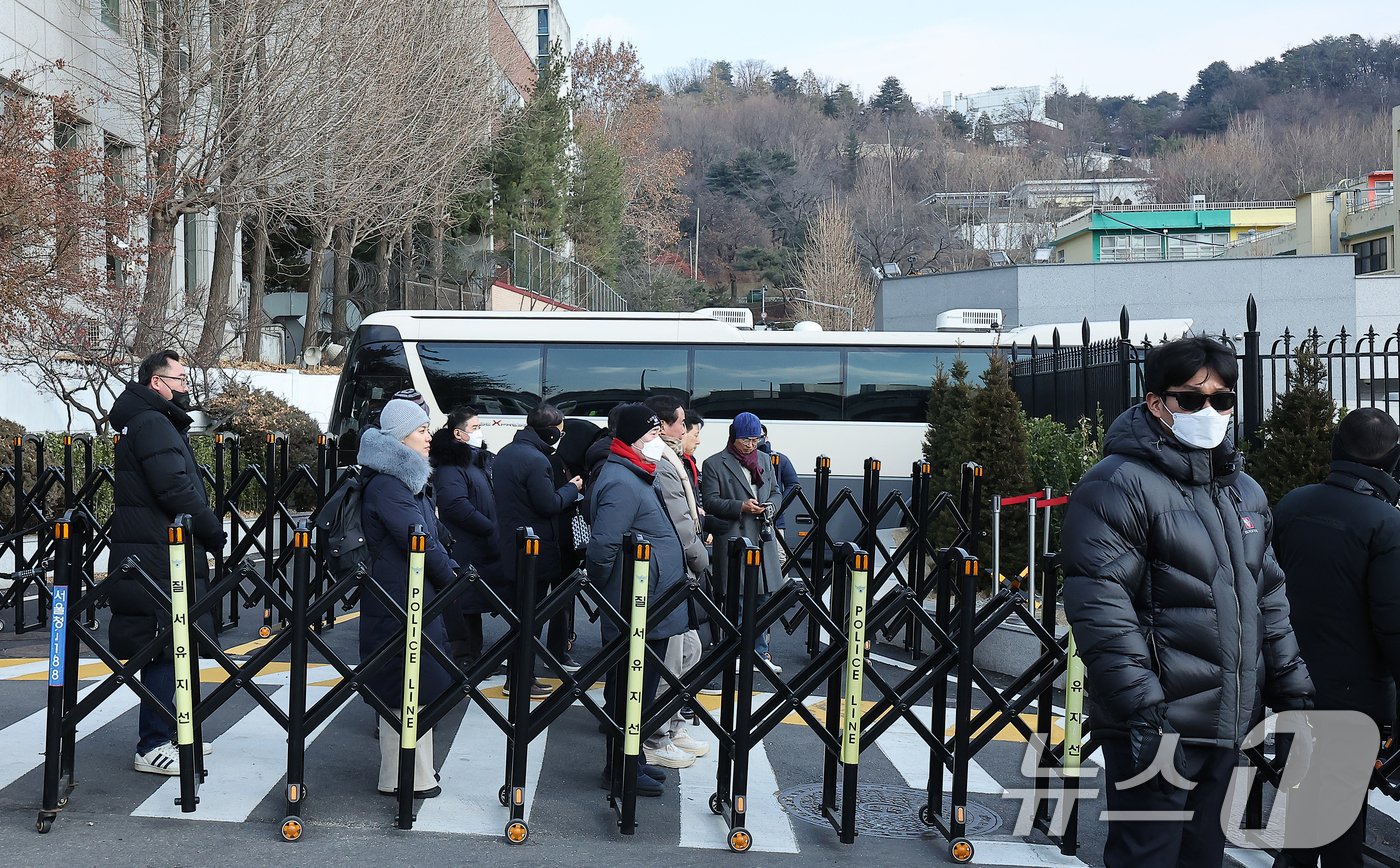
left=429, top=429, right=507, bottom=614
left=1060, top=404, right=1312, bottom=746
left=1274, top=461, right=1400, bottom=725
left=494, top=428, right=578, bottom=586
left=586, top=451, right=689, bottom=643
left=107, top=382, right=224, bottom=659
left=358, top=428, right=456, bottom=712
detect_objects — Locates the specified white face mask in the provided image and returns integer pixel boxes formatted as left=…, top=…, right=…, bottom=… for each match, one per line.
left=466, top=431, right=484, bottom=448
left=1169, top=406, right=1232, bottom=450
left=640, top=438, right=666, bottom=461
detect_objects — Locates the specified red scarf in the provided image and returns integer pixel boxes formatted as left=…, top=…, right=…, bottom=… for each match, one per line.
left=610, top=438, right=656, bottom=474
left=727, top=441, right=764, bottom=484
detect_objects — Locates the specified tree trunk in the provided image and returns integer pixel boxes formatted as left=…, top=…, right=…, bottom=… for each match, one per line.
left=302, top=224, right=334, bottom=355
left=242, top=206, right=268, bottom=362
left=332, top=223, right=352, bottom=337
left=373, top=233, right=392, bottom=313
left=402, top=226, right=416, bottom=308
left=136, top=210, right=178, bottom=353
left=197, top=204, right=239, bottom=363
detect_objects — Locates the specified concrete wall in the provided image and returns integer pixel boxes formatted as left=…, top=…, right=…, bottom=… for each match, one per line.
left=876, top=254, right=1360, bottom=342
left=1356, top=273, right=1400, bottom=338
left=0, top=366, right=340, bottom=434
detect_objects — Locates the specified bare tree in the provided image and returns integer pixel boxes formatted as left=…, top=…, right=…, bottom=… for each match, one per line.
left=795, top=196, right=871, bottom=329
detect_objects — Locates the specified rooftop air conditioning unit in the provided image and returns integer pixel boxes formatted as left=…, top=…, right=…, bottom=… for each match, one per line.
left=935, top=309, right=1003, bottom=332
left=697, top=307, right=754, bottom=329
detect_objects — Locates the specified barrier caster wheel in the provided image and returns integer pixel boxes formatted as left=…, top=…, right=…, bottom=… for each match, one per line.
left=498, top=785, right=509, bottom=806
left=57, top=796, right=67, bottom=808
left=505, top=819, right=529, bottom=844
left=280, top=816, right=303, bottom=841
left=36, top=817, right=52, bottom=834
left=258, top=626, right=271, bottom=638
left=86, top=618, right=99, bottom=630
left=950, top=837, right=974, bottom=863
left=727, top=827, right=752, bottom=852
left=709, top=793, right=723, bottom=815
left=918, top=804, right=931, bottom=825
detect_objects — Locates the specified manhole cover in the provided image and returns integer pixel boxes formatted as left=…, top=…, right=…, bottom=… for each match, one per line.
left=776, top=783, right=1001, bottom=839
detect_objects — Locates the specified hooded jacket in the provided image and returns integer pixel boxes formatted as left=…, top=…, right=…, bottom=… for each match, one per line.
left=107, top=381, right=224, bottom=659
left=358, top=427, right=456, bottom=710
left=1060, top=404, right=1312, bottom=746
left=494, top=427, right=579, bottom=586
left=1274, top=459, right=1400, bottom=724
left=429, top=428, right=506, bottom=614
left=586, top=451, right=689, bottom=642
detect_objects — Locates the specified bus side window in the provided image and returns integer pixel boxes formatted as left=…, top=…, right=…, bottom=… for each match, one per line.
left=332, top=339, right=412, bottom=437
left=691, top=347, right=842, bottom=421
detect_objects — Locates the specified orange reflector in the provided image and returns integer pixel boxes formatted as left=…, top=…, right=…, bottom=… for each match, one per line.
left=288, top=784, right=299, bottom=802
left=819, top=456, right=830, bottom=469
left=921, top=462, right=931, bottom=474
left=55, top=523, right=69, bottom=540
left=514, top=787, right=523, bottom=805
left=735, top=796, right=745, bottom=813
left=854, top=553, right=869, bottom=571
left=12, top=436, right=20, bottom=446
left=965, top=560, right=976, bottom=575
left=797, top=531, right=808, bottom=537
left=956, top=806, right=965, bottom=823
left=525, top=539, right=540, bottom=556
left=267, top=433, right=276, bottom=443
left=295, top=531, right=310, bottom=548
left=872, top=460, right=881, bottom=471
left=410, top=534, right=427, bottom=552
left=168, top=526, right=184, bottom=544
left=974, top=466, right=984, bottom=476
left=319, top=435, right=327, bottom=445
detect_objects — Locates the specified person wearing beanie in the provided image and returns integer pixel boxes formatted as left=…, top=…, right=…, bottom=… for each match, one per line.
left=357, top=397, right=458, bottom=798
left=586, top=403, right=691, bottom=793
left=701, top=411, right=786, bottom=674
left=494, top=403, right=583, bottom=698
left=1274, top=407, right=1400, bottom=867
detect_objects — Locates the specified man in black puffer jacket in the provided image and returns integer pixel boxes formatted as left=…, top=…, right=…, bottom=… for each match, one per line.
left=1061, top=336, right=1312, bottom=868
left=1273, top=408, right=1400, bottom=868
left=108, top=351, right=226, bottom=777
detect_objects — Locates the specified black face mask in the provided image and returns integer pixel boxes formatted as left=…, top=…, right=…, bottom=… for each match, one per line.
left=534, top=424, right=561, bottom=446
left=169, top=390, right=192, bottom=412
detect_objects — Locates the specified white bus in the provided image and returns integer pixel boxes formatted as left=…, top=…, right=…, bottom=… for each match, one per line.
left=327, top=309, right=1191, bottom=481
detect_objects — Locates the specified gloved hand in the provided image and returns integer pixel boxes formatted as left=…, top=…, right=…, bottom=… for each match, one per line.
left=1272, top=696, right=1315, bottom=788
left=1127, top=702, right=1188, bottom=795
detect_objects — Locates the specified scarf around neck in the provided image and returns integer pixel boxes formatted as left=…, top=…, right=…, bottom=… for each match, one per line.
left=610, top=438, right=657, bottom=474
left=727, top=441, right=764, bottom=484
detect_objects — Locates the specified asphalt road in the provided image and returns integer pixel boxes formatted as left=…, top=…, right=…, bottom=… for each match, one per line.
left=1, top=597, right=1397, bottom=868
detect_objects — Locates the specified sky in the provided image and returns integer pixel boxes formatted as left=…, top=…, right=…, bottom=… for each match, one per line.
left=565, top=1, right=1392, bottom=103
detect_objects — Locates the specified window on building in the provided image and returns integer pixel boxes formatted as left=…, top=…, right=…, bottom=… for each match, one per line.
left=537, top=8, right=548, bottom=33
left=1354, top=238, right=1389, bottom=275
left=1100, top=233, right=1161, bottom=262
left=102, top=0, right=119, bottom=30
left=1166, top=232, right=1228, bottom=260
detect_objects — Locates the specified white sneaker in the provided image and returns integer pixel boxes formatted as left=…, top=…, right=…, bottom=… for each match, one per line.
left=203, top=742, right=213, bottom=756
left=760, top=654, right=782, bottom=675
left=669, top=727, right=710, bottom=757
left=134, top=743, right=181, bottom=776
left=643, top=739, right=697, bottom=769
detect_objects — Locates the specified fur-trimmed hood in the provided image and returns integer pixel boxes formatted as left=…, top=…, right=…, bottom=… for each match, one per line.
left=357, top=426, right=432, bottom=494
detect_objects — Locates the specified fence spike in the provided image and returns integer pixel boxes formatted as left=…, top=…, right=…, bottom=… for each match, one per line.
left=1246, top=294, right=1257, bottom=331
left=1052, top=328, right=1060, bottom=352
left=1081, top=317, right=1091, bottom=346
left=1119, top=305, right=1130, bottom=341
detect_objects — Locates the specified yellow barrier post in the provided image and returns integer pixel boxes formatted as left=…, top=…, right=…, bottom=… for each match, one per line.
left=168, top=520, right=199, bottom=812
left=395, top=526, right=427, bottom=829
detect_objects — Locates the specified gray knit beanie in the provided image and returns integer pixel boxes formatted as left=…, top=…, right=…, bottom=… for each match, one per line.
left=378, top=397, right=430, bottom=441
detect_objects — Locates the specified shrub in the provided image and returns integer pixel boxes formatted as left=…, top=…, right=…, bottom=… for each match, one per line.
left=1024, top=411, right=1103, bottom=553
left=1247, top=344, right=1336, bottom=504
left=206, top=382, right=324, bottom=509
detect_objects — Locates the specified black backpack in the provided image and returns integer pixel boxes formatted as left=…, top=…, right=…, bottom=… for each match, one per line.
left=315, top=470, right=373, bottom=578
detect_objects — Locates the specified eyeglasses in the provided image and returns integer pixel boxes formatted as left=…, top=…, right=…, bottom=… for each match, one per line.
left=735, top=437, right=760, bottom=445
left=1162, top=390, right=1236, bottom=412
left=157, top=374, right=188, bottom=386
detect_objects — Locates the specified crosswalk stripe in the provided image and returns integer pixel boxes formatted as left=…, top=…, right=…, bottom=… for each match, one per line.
left=678, top=738, right=800, bottom=853
left=963, top=840, right=1089, bottom=866
left=0, top=682, right=142, bottom=791
left=877, top=711, right=1005, bottom=794
left=0, top=660, right=53, bottom=679
left=1225, top=848, right=1274, bottom=867
left=415, top=697, right=545, bottom=835
left=131, top=685, right=348, bottom=822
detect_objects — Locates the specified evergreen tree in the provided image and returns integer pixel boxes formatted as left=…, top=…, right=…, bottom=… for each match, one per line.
left=869, top=76, right=912, bottom=115
left=923, top=358, right=973, bottom=545
left=566, top=133, right=626, bottom=278
left=973, top=111, right=996, bottom=146
left=965, top=354, right=1035, bottom=583
left=1246, top=344, right=1336, bottom=504
left=771, top=67, right=798, bottom=95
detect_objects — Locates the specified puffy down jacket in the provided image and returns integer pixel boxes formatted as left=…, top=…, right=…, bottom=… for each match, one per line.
left=1060, top=404, right=1312, bottom=747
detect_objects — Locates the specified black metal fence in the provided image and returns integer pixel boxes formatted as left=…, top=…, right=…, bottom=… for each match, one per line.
left=1010, top=296, right=1400, bottom=443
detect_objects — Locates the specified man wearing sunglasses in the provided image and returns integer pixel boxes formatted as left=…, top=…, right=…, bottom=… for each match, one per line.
left=1061, top=335, right=1313, bottom=868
